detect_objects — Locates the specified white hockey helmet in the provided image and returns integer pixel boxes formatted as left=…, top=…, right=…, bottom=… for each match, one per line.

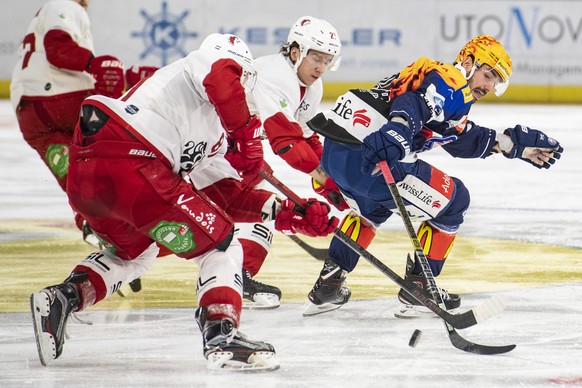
left=199, top=33, right=257, bottom=92
left=287, top=16, right=341, bottom=71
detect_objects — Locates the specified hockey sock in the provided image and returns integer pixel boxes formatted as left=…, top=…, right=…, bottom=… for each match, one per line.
left=339, top=212, right=376, bottom=249
left=416, top=221, right=457, bottom=276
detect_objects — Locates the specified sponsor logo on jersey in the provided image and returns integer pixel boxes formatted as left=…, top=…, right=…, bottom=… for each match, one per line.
left=125, top=104, right=139, bottom=115
left=279, top=97, right=288, bottom=108
left=149, top=221, right=196, bottom=254
left=352, top=109, right=371, bottom=128
left=462, top=86, right=473, bottom=103
left=129, top=149, right=156, bottom=158
left=177, top=198, right=218, bottom=235
left=45, top=144, right=69, bottom=179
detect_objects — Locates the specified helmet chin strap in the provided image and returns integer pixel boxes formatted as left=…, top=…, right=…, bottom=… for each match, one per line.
left=286, top=55, right=308, bottom=87
left=454, top=62, right=476, bottom=80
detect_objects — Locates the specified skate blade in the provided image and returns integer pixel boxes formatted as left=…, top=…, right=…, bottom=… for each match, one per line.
left=116, top=283, right=132, bottom=297
left=242, top=293, right=280, bottom=310
left=30, top=292, right=56, bottom=366
left=207, top=351, right=280, bottom=372
left=116, top=278, right=143, bottom=297
left=82, top=233, right=102, bottom=249
left=302, top=300, right=344, bottom=317
left=394, top=304, right=459, bottom=319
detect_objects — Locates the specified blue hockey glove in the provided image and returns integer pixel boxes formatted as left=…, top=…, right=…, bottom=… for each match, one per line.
left=503, top=125, right=563, bottom=169
left=361, top=121, right=412, bottom=174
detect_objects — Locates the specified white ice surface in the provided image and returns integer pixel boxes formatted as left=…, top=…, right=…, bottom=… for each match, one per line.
left=1, top=101, right=582, bottom=387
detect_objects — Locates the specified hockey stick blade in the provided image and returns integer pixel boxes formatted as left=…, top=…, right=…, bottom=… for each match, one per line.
left=258, top=167, right=502, bottom=330
left=448, top=329, right=516, bottom=355
left=333, top=230, right=503, bottom=329
left=286, top=235, right=327, bottom=261
left=376, top=161, right=516, bottom=353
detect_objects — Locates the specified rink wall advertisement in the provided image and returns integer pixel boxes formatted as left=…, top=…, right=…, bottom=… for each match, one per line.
left=2, top=0, right=582, bottom=103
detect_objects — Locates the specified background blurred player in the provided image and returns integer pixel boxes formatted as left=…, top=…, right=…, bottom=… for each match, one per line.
left=235, top=16, right=348, bottom=309
left=304, top=35, right=563, bottom=317
left=10, top=0, right=125, bottom=243
left=29, top=33, right=338, bottom=371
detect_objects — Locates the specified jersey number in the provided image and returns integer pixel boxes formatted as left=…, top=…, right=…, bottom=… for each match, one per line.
left=21, top=33, right=36, bottom=70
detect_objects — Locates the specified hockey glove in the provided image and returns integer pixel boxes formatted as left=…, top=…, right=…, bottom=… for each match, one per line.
left=87, top=55, right=125, bottom=98
left=125, top=65, right=159, bottom=88
left=502, top=125, right=563, bottom=169
left=225, top=116, right=264, bottom=180
left=312, top=177, right=350, bottom=211
left=275, top=198, right=339, bottom=237
left=361, top=121, right=412, bottom=174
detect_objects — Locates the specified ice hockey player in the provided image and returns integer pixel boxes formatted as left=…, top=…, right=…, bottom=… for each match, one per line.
left=304, top=35, right=563, bottom=317
left=10, top=0, right=124, bottom=235
left=235, top=16, right=349, bottom=309
left=29, top=33, right=339, bottom=371
left=10, top=0, right=159, bottom=251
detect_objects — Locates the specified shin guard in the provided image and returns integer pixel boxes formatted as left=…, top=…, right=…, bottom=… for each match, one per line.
left=416, top=221, right=457, bottom=276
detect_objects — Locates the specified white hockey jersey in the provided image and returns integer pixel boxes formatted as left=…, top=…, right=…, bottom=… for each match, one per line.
left=249, top=53, right=322, bottom=139
left=85, top=49, right=244, bottom=187
left=10, top=0, right=95, bottom=109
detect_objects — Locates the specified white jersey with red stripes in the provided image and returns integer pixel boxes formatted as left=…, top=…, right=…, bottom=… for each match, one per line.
left=249, top=53, right=322, bottom=139
left=10, top=0, right=95, bottom=109
left=85, top=49, right=244, bottom=185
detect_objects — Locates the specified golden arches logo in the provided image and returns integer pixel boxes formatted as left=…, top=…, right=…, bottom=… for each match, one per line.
left=340, top=213, right=362, bottom=241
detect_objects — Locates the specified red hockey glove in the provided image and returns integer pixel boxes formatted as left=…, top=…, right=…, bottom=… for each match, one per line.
left=87, top=55, right=125, bottom=98
left=125, top=65, right=159, bottom=88
left=312, top=177, right=350, bottom=211
left=275, top=198, right=339, bottom=237
left=225, top=116, right=264, bottom=180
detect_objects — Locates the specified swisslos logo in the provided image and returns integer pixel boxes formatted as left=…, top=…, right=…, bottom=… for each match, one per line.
left=352, top=109, right=371, bottom=128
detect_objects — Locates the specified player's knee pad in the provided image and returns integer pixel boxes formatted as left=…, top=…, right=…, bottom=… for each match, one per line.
left=73, top=243, right=158, bottom=307
left=195, top=239, right=244, bottom=320
left=417, top=220, right=457, bottom=276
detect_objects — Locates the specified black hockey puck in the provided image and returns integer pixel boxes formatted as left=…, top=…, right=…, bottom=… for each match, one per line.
left=409, top=329, right=422, bottom=348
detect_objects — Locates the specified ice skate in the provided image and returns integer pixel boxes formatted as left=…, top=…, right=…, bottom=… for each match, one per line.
left=395, top=255, right=461, bottom=319
left=81, top=220, right=103, bottom=250
left=303, top=259, right=351, bottom=316
left=242, top=269, right=281, bottom=310
left=30, top=283, right=80, bottom=366
left=195, top=307, right=279, bottom=371
left=116, top=277, right=143, bottom=297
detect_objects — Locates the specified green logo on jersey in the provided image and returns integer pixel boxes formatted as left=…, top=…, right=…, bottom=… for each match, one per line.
left=45, top=144, right=69, bottom=179
left=149, top=221, right=196, bottom=254
left=279, top=97, right=288, bottom=108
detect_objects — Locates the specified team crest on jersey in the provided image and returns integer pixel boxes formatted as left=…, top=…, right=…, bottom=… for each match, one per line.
left=149, top=221, right=196, bottom=253
left=45, top=144, right=69, bottom=178
left=179, top=141, right=207, bottom=175
left=424, top=84, right=445, bottom=122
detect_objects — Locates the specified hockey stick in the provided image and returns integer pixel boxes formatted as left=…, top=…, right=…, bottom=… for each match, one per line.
left=286, top=235, right=328, bottom=261
left=259, top=167, right=504, bottom=331
left=377, top=160, right=516, bottom=354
